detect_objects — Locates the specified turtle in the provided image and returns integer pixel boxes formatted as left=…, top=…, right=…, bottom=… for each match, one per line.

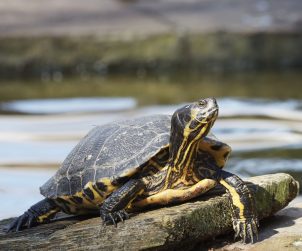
left=5, top=97, right=258, bottom=243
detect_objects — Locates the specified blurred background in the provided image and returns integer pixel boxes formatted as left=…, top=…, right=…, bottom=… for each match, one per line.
left=0, top=0, right=301, bottom=219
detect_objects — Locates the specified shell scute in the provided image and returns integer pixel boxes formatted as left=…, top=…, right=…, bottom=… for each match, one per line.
left=40, top=115, right=171, bottom=198
left=70, top=176, right=82, bottom=195
left=81, top=168, right=95, bottom=189
left=57, top=177, right=70, bottom=196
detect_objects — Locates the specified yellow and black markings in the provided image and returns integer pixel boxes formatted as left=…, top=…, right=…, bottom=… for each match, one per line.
left=132, top=178, right=216, bottom=209
left=220, top=180, right=246, bottom=220
left=198, top=139, right=232, bottom=168
left=54, top=177, right=119, bottom=214
left=37, top=208, right=60, bottom=223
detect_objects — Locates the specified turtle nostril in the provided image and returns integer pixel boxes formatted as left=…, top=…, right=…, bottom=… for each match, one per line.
left=208, top=97, right=217, bottom=105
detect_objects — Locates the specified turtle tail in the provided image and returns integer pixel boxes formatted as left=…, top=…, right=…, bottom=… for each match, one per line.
left=4, top=198, right=60, bottom=232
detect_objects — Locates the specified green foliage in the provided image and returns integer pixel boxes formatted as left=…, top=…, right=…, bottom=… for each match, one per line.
left=0, top=33, right=301, bottom=79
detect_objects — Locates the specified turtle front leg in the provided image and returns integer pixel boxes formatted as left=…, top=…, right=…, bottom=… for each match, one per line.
left=218, top=170, right=259, bottom=243
left=99, top=179, right=145, bottom=226
left=4, top=198, right=60, bottom=232
left=131, top=178, right=217, bottom=209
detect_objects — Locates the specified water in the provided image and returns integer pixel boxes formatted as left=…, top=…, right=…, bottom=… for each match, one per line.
left=0, top=79, right=301, bottom=219
left=0, top=97, right=137, bottom=114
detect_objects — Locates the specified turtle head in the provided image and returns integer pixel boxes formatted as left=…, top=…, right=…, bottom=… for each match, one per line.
left=171, top=97, right=218, bottom=140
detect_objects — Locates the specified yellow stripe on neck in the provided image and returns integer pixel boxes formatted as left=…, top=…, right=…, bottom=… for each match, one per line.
left=174, top=108, right=208, bottom=168
left=177, top=122, right=208, bottom=168
left=220, top=180, right=246, bottom=220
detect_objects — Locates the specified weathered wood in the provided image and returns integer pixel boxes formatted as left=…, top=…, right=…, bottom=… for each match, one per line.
left=0, top=173, right=298, bottom=251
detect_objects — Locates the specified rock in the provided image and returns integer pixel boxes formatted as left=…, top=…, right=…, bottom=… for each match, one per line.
left=0, top=173, right=298, bottom=251
left=206, top=199, right=302, bottom=251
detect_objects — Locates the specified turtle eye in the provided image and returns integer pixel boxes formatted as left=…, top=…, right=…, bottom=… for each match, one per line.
left=198, top=100, right=207, bottom=107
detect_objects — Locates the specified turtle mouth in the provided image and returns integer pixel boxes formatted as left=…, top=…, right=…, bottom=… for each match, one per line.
left=194, top=117, right=207, bottom=124
left=208, top=108, right=219, bottom=120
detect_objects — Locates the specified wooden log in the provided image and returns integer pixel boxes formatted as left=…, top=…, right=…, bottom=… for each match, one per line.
left=0, top=173, right=299, bottom=251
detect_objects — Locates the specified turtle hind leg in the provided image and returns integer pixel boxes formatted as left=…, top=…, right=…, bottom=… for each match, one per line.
left=4, top=198, right=60, bottom=232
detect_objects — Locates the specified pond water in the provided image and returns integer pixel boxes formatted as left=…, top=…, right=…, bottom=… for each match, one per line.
left=0, top=72, right=301, bottom=219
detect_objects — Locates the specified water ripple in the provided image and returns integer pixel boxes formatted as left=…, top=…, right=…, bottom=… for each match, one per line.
left=0, top=97, right=137, bottom=114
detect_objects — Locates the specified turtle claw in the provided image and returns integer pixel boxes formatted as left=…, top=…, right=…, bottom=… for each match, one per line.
left=4, top=211, right=37, bottom=233
left=100, top=209, right=129, bottom=226
left=3, top=218, right=18, bottom=233
left=233, top=217, right=259, bottom=243
left=109, top=213, right=117, bottom=226
left=117, top=212, right=124, bottom=222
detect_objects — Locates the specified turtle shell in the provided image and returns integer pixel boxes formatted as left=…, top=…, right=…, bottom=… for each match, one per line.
left=40, top=114, right=171, bottom=198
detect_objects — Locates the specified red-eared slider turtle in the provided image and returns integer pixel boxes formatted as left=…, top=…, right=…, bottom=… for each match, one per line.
left=5, top=98, right=258, bottom=243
